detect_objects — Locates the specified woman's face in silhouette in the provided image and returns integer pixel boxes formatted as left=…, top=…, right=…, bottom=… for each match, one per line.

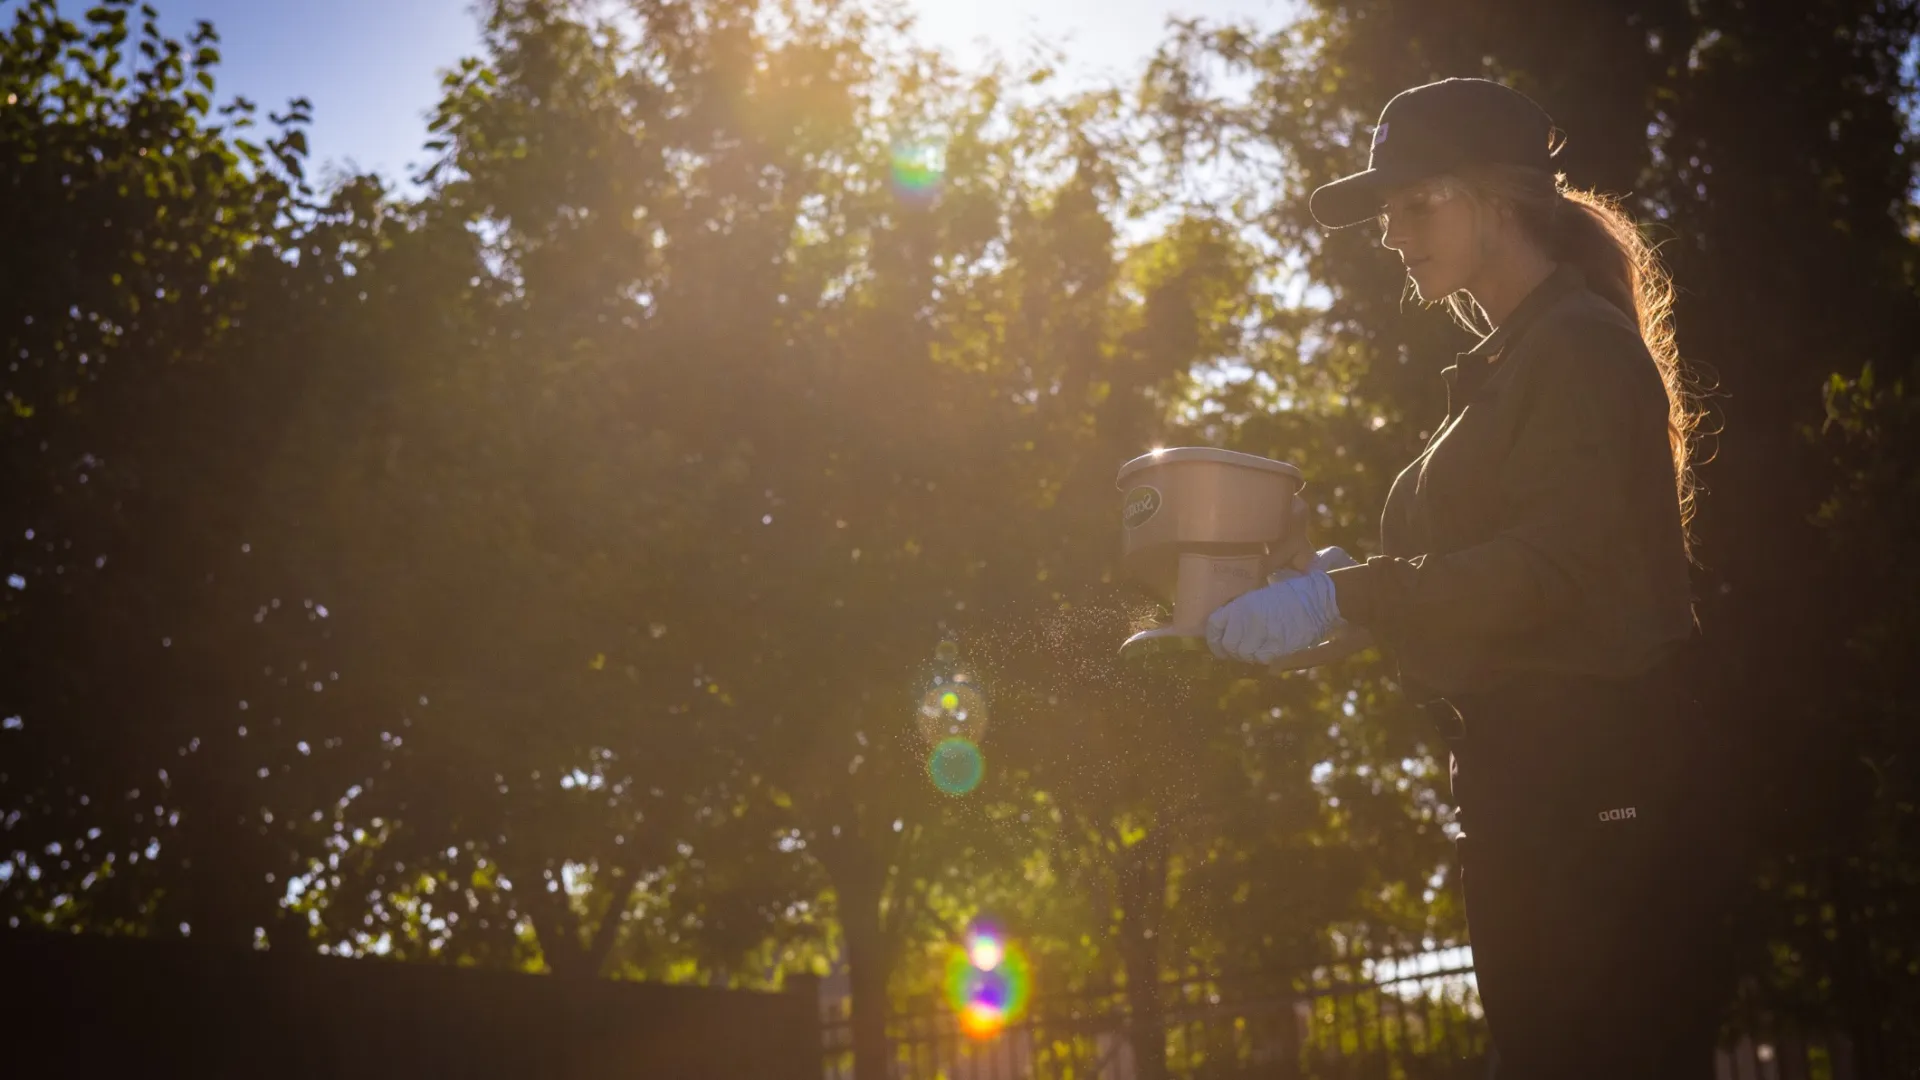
left=1380, top=175, right=1482, bottom=302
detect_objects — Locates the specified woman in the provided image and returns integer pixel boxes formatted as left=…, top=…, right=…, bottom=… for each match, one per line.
left=1208, top=78, right=1734, bottom=1076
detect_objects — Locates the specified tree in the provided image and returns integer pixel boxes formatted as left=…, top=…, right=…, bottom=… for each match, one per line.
left=0, top=0, right=388, bottom=947
left=269, top=6, right=1454, bottom=1077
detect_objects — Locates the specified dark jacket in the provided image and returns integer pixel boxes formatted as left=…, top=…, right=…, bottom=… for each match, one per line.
left=1328, top=262, right=1694, bottom=703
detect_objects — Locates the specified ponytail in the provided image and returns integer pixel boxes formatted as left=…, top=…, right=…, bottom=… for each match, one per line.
left=1448, top=165, right=1706, bottom=557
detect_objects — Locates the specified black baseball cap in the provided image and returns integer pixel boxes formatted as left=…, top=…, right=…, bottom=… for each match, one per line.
left=1308, top=78, right=1560, bottom=229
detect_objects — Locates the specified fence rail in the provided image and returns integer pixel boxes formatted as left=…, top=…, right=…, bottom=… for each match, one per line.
left=822, top=958, right=1488, bottom=1080
left=820, top=960, right=1865, bottom=1080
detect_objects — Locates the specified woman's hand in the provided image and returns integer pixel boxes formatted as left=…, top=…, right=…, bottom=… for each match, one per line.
left=1207, top=549, right=1349, bottom=664
left=1269, top=544, right=1360, bottom=584
left=1299, top=545, right=1359, bottom=576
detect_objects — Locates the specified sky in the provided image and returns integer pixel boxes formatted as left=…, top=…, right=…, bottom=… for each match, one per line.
left=25, top=0, right=1301, bottom=186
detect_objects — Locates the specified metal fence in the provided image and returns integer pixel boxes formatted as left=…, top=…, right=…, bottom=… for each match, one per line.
left=820, top=959, right=1865, bottom=1080
left=822, top=954, right=1489, bottom=1080
left=1714, top=1031, right=1860, bottom=1080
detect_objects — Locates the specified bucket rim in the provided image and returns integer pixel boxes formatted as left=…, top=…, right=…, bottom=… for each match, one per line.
left=1115, top=446, right=1304, bottom=488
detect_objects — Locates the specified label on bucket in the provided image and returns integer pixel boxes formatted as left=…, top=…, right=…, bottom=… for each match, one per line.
left=1122, top=485, right=1163, bottom=529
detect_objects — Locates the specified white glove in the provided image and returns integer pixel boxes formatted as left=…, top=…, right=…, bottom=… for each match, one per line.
left=1268, top=545, right=1359, bottom=584
left=1302, top=545, right=1359, bottom=575
left=1208, top=560, right=1346, bottom=664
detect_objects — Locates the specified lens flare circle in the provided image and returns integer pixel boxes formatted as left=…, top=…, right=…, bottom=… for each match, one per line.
left=928, top=737, right=984, bottom=795
left=944, top=932, right=1030, bottom=1040
left=968, top=935, right=1004, bottom=972
left=918, top=680, right=987, bottom=746
left=890, top=141, right=946, bottom=197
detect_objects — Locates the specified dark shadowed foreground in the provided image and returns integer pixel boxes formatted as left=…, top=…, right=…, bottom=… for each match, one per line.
left=0, top=930, right=820, bottom=1078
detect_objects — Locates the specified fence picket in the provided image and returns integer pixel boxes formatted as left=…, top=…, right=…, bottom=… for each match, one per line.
left=813, top=960, right=1849, bottom=1079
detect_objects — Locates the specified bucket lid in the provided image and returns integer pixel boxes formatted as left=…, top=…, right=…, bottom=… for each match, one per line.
left=1115, top=446, right=1304, bottom=488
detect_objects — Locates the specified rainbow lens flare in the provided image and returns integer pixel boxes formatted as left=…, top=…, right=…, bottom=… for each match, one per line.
left=890, top=141, right=945, bottom=199
left=928, top=737, right=984, bottom=796
left=958, top=1000, right=1004, bottom=1039
left=944, top=927, right=1029, bottom=1040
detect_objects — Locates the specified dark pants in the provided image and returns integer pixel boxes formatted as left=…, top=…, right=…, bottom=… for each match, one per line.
left=1440, top=655, right=1742, bottom=1078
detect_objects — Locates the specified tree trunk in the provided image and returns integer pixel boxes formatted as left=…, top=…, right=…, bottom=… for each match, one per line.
left=837, top=859, right=892, bottom=1080
left=1831, top=858, right=1891, bottom=1079
left=580, top=868, right=635, bottom=974
left=527, top=897, right=591, bottom=977
left=1115, top=830, right=1170, bottom=1080
left=515, top=858, right=607, bottom=978
left=177, top=760, right=275, bottom=949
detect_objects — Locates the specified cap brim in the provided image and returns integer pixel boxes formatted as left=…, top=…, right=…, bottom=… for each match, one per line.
left=1308, top=163, right=1426, bottom=230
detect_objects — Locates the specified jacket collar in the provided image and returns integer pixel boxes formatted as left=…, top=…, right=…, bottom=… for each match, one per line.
left=1440, top=262, right=1585, bottom=403
left=1462, top=261, right=1585, bottom=363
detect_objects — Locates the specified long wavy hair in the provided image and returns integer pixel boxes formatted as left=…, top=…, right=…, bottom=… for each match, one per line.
left=1434, top=164, right=1708, bottom=557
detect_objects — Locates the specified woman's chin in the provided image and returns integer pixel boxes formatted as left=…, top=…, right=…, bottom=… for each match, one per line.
left=1407, top=273, right=1457, bottom=304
